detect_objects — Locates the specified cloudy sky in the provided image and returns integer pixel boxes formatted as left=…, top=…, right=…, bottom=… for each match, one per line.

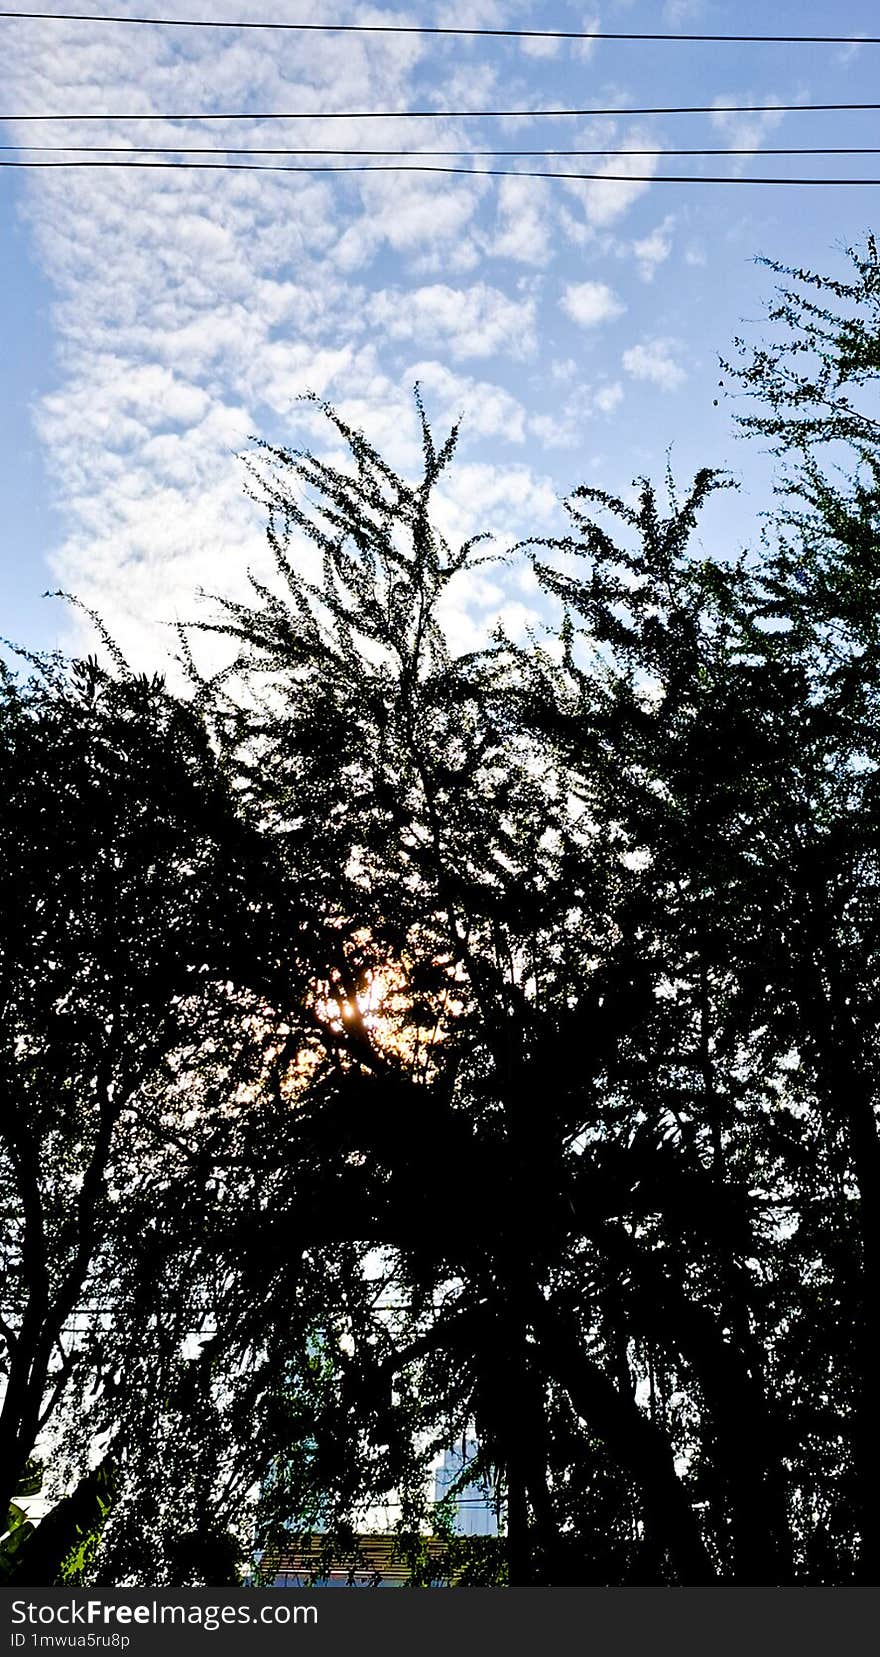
left=1, top=0, right=878, bottom=666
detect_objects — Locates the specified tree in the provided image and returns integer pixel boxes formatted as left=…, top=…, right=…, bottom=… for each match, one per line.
left=719, top=236, right=880, bottom=1582
left=183, top=397, right=569, bottom=1580
left=194, top=311, right=880, bottom=1583
left=12, top=237, right=880, bottom=1586
left=184, top=403, right=729, bottom=1584
left=0, top=648, right=314, bottom=1562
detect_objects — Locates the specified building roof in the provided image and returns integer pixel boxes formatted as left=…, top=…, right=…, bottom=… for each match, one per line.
left=267, top=1533, right=449, bottom=1587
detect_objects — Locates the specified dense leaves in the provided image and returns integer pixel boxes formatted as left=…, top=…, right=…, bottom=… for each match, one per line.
left=4, top=242, right=880, bottom=1586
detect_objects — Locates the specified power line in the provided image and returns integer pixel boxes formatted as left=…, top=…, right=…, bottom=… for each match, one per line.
left=1, top=159, right=877, bottom=184
left=0, top=12, right=878, bottom=47
left=5, top=100, right=880, bottom=122
left=5, top=145, right=880, bottom=159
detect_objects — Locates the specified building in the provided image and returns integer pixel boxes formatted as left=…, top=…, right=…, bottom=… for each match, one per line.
left=257, top=1438, right=499, bottom=1585
left=433, top=1440, right=499, bottom=1537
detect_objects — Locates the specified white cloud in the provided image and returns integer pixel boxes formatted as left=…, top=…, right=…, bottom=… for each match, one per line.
left=0, top=16, right=483, bottom=659
left=249, top=342, right=357, bottom=413
left=330, top=170, right=490, bottom=270
left=571, top=12, right=602, bottom=63
left=622, top=338, right=687, bottom=390
left=431, top=60, right=500, bottom=108
left=442, top=461, right=561, bottom=533
left=551, top=357, right=578, bottom=382
left=710, top=94, right=788, bottom=161
left=561, top=280, right=626, bottom=327
left=663, top=0, right=707, bottom=24
left=0, top=5, right=712, bottom=670
left=489, top=175, right=554, bottom=265
left=407, top=238, right=483, bottom=277
left=530, top=413, right=579, bottom=449
left=632, top=216, right=675, bottom=282
left=836, top=37, right=867, bottom=66
left=562, top=137, right=659, bottom=229
left=405, top=360, right=527, bottom=444
left=429, top=459, right=567, bottom=652
left=1, top=9, right=553, bottom=666
left=368, top=283, right=537, bottom=359
left=595, top=381, right=624, bottom=413
left=529, top=377, right=624, bottom=447
left=521, top=35, right=562, bottom=61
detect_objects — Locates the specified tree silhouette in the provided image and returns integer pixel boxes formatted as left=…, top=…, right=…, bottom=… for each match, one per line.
left=183, top=406, right=739, bottom=1582
left=192, top=307, right=880, bottom=1581
left=0, top=650, right=329, bottom=1577
left=7, top=240, right=880, bottom=1586
left=720, top=237, right=880, bottom=1581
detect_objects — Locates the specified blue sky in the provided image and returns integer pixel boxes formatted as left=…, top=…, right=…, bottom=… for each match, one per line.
left=1, top=0, right=878, bottom=666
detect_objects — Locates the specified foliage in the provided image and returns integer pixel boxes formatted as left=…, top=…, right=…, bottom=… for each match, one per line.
left=5, top=240, right=880, bottom=1585
left=0, top=652, right=345, bottom=1579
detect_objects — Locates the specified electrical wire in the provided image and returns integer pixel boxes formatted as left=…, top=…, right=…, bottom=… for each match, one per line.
left=0, top=12, right=878, bottom=47
left=0, top=158, right=877, bottom=184
left=4, top=144, right=880, bottom=158
left=5, top=100, right=880, bottom=122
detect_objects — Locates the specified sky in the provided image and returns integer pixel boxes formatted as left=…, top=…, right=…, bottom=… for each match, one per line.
left=1, top=0, right=879, bottom=668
